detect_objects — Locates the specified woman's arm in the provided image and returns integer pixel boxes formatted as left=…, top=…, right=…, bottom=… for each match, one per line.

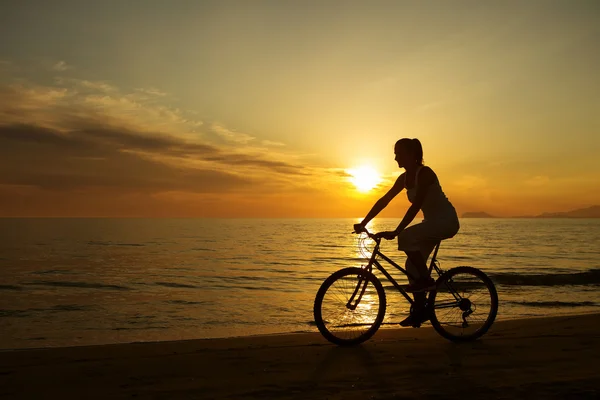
left=358, top=174, right=405, bottom=227
left=394, top=167, right=435, bottom=234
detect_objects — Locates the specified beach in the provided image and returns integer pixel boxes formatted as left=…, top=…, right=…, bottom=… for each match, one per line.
left=1, top=313, right=599, bottom=399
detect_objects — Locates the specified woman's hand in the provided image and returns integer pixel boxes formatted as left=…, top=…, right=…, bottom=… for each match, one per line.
left=353, top=223, right=366, bottom=233
left=375, top=230, right=398, bottom=240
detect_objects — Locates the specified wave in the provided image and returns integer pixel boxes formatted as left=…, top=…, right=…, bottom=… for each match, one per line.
left=509, top=301, right=597, bottom=308
left=238, top=285, right=277, bottom=291
left=87, top=241, right=145, bottom=247
left=1, top=304, right=90, bottom=318
left=166, top=300, right=209, bottom=305
left=0, top=285, right=22, bottom=291
left=315, top=244, right=347, bottom=249
left=377, top=269, right=600, bottom=290
left=112, top=326, right=169, bottom=331
left=489, top=269, right=600, bottom=286
left=24, top=281, right=130, bottom=290
left=32, top=269, right=73, bottom=275
left=0, top=309, right=29, bottom=318
left=154, top=282, right=198, bottom=289
left=218, top=275, right=272, bottom=283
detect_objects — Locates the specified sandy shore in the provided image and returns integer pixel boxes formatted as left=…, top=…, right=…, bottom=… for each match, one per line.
left=1, top=313, right=599, bottom=399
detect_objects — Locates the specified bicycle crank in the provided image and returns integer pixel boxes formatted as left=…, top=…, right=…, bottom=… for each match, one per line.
left=459, top=298, right=474, bottom=328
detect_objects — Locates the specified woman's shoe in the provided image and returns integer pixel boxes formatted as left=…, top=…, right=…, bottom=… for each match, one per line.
left=399, top=313, right=418, bottom=327
left=399, top=310, right=431, bottom=327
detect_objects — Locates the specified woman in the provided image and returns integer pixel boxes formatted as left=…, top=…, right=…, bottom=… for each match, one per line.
left=353, top=138, right=460, bottom=326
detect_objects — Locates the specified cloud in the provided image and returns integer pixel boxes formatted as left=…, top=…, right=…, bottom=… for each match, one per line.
left=0, top=74, right=315, bottom=202
left=262, top=140, right=286, bottom=147
left=211, top=123, right=255, bottom=144
left=0, top=65, right=359, bottom=215
left=0, top=123, right=254, bottom=193
left=333, top=169, right=352, bottom=178
left=64, top=78, right=116, bottom=93
left=1, top=79, right=190, bottom=136
left=0, top=119, right=310, bottom=191
left=52, top=61, right=72, bottom=71
left=202, top=153, right=307, bottom=175
left=135, top=87, right=168, bottom=97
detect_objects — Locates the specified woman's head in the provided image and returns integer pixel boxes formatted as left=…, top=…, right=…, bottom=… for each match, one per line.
left=394, top=138, right=423, bottom=168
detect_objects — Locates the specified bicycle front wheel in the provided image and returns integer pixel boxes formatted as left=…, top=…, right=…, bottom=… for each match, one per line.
left=314, top=267, right=386, bottom=346
left=429, top=266, right=498, bottom=342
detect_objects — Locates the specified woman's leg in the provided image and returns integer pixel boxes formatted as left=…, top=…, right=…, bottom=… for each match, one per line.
left=398, top=222, right=438, bottom=284
left=405, top=241, right=437, bottom=299
left=405, top=250, right=429, bottom=282
left=397, top=221, right=457, bottom=326
left=400, top=241, right=437, bottom=326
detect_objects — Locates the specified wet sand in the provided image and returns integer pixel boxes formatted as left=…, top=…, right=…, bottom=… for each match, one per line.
left=1, top=313, right=599, bottom=399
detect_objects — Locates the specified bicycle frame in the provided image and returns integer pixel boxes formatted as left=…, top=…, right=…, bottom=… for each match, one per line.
left=357, top=232, right=444, bottom=307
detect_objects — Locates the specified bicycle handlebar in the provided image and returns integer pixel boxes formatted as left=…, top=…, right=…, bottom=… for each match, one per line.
left=352, top=227, right=381, bottom=243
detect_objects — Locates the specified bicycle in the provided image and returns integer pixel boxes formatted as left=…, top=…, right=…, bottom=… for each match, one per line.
left=313, top=228, right=498, bottom=345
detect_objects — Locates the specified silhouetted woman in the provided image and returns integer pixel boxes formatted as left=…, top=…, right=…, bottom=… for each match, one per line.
left=353, top=138, right=460, bottom=326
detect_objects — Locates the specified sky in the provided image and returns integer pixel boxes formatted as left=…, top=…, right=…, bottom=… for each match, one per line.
left=0, top=0, right=599, bottom=217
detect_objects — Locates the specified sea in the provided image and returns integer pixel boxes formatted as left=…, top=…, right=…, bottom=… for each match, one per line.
left=1, top=218, right=599, bottom=350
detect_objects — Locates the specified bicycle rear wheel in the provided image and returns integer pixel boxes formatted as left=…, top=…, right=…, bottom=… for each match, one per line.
left=314, top=267, right=386, bottom=346
left=429, top=266, right=498, bottom=342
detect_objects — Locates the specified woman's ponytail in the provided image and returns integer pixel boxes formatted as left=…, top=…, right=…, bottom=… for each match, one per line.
left=411, top=138, right=424, bottom=165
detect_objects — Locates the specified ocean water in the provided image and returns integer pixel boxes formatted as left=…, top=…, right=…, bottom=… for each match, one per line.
left=1, top=218, right=599, bottom=350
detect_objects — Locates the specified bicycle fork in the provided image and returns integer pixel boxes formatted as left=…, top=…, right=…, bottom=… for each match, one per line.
left=346, top=275, right=369, bottom=311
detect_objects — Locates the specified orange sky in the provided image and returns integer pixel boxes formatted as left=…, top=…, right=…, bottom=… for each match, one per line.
left=0, top=1, right=599, bottom=217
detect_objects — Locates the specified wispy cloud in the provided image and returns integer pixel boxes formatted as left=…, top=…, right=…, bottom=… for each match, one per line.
left=135, top=87, right=168, bottom=97
left=211, top=123, right=255, bottom=144
left=1, top=78, right=195, bottom=137
left=52, top=61, right=73, bottom=72
left=0, top=71, right=325, bottom=200
left=0, top=123, right=253, bottom=192
left=0, top=62, right=361, bottom=215
left=58, top=78, right=117, bottom=93
left=262, top=140, right=286, bottom=147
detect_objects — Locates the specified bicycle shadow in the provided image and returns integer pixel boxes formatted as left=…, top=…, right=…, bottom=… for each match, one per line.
left=307, top=334, right=497, bottom=397
left=440, top=338, right=498, bottom=391
left=307, top=342, right=395, bottom=395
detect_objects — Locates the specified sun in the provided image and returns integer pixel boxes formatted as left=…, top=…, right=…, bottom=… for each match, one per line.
left=347, top=166, right=381, bottom=193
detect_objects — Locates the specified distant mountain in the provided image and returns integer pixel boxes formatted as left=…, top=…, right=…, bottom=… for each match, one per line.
left=462, top=205, right=600, bottom=218
left=461, top=211, right=497, bottom=218
left=535, top=205, right=600, bottom=218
